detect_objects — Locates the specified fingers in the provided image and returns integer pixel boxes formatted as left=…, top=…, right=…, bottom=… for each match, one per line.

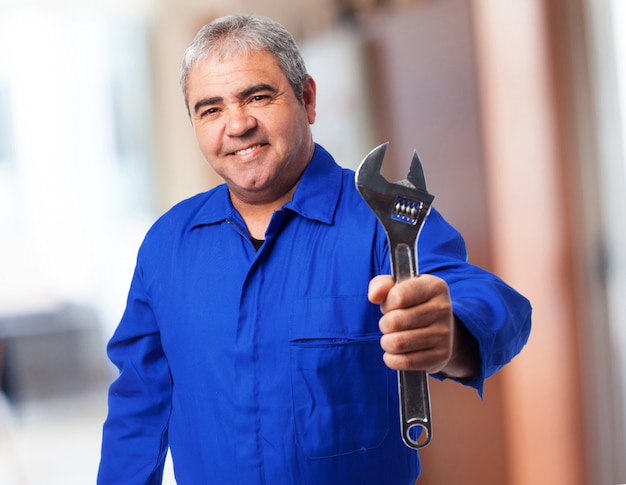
left=380, top=325, right=452, bottom=373
left=369, top=274, right=442, bottom=311
left=378, top=274, right=450, bottom=327
left=371, top=274, right=455, bottom=373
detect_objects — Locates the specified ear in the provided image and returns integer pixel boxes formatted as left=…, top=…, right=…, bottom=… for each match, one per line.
left=302, top=75, right=317, bottom=124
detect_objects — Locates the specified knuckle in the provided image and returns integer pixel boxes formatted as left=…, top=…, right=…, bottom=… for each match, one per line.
left=380, top=311, right=401, bottom=333
left=381, top=332, right=404, bottom=353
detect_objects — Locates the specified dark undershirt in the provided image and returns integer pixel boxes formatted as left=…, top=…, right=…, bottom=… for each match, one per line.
left=251, top=237, right=264, bottom=251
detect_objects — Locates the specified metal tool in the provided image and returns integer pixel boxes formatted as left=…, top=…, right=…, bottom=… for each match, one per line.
left=355, top=142, right=435, bottom=449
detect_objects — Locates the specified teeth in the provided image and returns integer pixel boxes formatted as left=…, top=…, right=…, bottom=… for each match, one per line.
left=234, top=145, right=261, bottom=156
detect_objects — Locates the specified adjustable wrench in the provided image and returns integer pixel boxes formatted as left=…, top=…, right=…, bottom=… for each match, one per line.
left=355, top=142, right=435, bottom=449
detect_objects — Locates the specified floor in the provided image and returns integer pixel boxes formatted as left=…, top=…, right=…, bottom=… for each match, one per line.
left=0, top=389, right=176, bottom=484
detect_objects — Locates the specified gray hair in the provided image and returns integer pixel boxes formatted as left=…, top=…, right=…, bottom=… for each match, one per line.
left=180, top=15, right=308, bottom=110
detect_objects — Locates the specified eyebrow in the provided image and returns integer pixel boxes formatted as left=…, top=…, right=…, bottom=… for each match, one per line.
left=193, top=83, right=279, bottom=115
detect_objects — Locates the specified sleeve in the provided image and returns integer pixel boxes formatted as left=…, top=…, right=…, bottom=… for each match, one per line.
left=97, top=251, right=172, bottom=485
left=417, top=208, right=532, bottom=396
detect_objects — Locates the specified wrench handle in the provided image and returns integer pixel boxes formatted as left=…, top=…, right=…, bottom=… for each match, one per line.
left=392, top=242, right=433, bottom=449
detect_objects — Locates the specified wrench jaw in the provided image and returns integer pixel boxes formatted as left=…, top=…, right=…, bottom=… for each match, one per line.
left=356, top=143, right=433, bottom=199
left=355, top=143, right=435, bottom=280
left=406, top=150, right=430, bottom=195
left=355, top=142, right=435, bottom=450
left=354, top=142, right=389, bottom=191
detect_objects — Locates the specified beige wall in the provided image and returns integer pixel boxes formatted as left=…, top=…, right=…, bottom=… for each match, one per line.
left=472, top=1, right=585, bottom=484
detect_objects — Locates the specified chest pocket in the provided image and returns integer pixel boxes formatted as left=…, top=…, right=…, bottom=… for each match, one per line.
left=290, top=295, right=390, bottom=458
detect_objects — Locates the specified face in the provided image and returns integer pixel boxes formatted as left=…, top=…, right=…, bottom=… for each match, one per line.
left=186, top=49, right=317, bottom=207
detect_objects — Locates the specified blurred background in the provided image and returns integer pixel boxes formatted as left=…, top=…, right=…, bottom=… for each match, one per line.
left=0, top=0, right=625, bottom=484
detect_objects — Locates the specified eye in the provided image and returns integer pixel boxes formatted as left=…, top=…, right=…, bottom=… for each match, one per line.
left=250, top=94, right=271, bottom=103
left=203, top=107, right=219, bottom=116
left=198, top=107, right=221, bottom=120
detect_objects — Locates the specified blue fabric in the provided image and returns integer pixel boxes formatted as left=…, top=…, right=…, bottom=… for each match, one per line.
left=98, top=144, right=531, bottom=484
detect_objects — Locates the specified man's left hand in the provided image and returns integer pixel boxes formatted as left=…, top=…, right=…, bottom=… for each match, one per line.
left=368, top=274, right=479, bottom=378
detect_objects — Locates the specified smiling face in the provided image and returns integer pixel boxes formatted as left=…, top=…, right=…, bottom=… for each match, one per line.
left=186, top=49, right=317, bottom=208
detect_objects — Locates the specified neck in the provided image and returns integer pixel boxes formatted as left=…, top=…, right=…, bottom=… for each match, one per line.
left=230, top=187, right=295, bottom=240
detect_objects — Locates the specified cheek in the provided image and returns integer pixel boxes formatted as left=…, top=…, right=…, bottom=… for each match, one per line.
left=193, top=132, right=221, bottom=170
left=194, top=125, right=218, bottom=153
left=275, top=112, right=309, bottom=146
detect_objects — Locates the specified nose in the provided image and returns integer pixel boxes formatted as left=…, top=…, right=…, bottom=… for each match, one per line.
left=224, top=106, right=257, bottom=137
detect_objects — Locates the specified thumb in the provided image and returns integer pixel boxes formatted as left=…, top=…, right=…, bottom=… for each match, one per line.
left=368, top=275, right=395, bottom=305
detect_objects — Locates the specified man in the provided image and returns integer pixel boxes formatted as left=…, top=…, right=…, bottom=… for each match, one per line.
left=98, top=14, right=531, bottom=484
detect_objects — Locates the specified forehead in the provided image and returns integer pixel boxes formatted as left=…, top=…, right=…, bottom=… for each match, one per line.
left=187, top=50, right=286, bottom=98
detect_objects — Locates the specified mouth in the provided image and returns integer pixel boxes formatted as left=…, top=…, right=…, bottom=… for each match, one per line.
left=232, top=144, right=264, bottom=157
